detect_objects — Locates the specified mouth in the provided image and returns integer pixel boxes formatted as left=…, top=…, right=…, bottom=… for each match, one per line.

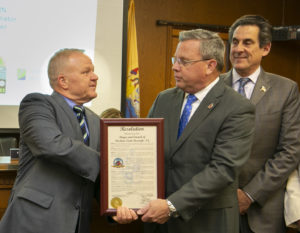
left=233, top=55, right=247, bottom=60
left=174, top=75, right=182, bottom=80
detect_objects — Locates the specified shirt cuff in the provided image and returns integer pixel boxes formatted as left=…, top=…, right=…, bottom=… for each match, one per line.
left=243, top=190, right=255, bottom=203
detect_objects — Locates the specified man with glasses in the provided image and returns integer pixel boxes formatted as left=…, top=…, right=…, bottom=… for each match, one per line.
left=137, top=29, right=255, bottom=233
left=221, top=15, right=300, bottom=233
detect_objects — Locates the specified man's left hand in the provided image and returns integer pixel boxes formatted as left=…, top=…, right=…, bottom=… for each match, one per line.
left=137, top=199, right=170, bottom=224
left=237, top=189, right=252, bottom=214
left=112, top=206, right=138, bottom=224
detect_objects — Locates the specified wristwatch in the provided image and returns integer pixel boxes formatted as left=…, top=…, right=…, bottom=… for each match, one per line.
left=167, top=199, right=179, bottom=217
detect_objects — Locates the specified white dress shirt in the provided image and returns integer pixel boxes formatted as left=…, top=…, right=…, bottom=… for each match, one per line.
left=180, top=77, right=219, bottom=120
left=232, top=67, right=261, bottom=99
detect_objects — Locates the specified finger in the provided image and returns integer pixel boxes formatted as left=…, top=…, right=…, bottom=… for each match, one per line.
left=141, top=213, right=152, bottom=223
left=130, top=209, right=138, bottom=220
left=137, top=204, right=150, bottom=215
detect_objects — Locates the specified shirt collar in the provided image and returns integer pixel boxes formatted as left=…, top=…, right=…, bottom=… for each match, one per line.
left=62, top=95, right=78, bottom=109
left=184, top=77, right=219, bottom=102
left=232, top=66, right=260, bottom=85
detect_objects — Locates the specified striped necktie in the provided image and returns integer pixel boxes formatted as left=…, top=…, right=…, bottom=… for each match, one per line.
left=73, top=105, right=89, bottom=145
left=238, top=78, right=251, bottom=98
left=177, top=94, right=198, bottom=139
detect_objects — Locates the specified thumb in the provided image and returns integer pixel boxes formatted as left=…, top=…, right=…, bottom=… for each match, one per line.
left=137, top=204, right=149, bottom=215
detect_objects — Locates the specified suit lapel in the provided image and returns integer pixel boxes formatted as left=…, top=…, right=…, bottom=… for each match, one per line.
left=171, top=80, right=224, bottom=156
left=222, top=69, right=270, bottom=106
left=222, top=70, right=233, bottom=87
left=51, top=92, right=83, bottom=141
left=85, top=109, right=98, bottom=149
left=250, top=70, right=270, bottom=105
left=169, top=89, right=185, bottom=150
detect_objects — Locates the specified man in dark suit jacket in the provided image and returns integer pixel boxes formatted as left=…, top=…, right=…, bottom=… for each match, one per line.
left=0, top=49, right=137, bottom=233
left=221, top=15, right=300, bottom=233
left=137, top=29, right=255, bottom=233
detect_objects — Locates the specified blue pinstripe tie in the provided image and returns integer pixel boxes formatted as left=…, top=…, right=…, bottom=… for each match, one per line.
left=238, top=78, right=250, bottom=97
left=73, top=105, right=89, bottom=145
left=177, top=94, right=198, bottom=139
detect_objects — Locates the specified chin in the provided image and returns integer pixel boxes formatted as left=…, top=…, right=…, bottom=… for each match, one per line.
left=233, top=63, right=248, bottom=71
left=175, top=83, right=184, bottom=90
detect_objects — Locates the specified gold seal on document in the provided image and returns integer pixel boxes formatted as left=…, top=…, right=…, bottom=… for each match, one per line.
left=111, top=197, right=122, bottom=209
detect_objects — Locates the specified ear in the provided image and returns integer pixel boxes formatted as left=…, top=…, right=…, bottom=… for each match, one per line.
left=262, top=43, right=271, bottom=57
left=206, top=59, right=218, bottom=75
left=57, top=74, right=68, bottom=90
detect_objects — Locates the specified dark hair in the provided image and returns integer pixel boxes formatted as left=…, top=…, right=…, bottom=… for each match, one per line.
left=229, top=15, right=272, bottom=48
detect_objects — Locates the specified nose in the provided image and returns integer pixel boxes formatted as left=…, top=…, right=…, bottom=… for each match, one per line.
left=91, top=72, right=98, bottom=80
left=233, top=42, right=244, bottom=53
left=172, top=61, right=181, bottom=71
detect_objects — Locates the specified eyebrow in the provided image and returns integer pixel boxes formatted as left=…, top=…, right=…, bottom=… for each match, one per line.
left=232, top=37, right=255, bottom=43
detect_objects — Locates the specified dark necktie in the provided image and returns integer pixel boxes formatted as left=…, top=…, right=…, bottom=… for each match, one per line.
left=238, top=78, right=251, bottom=97
left=177, top=94, right=198, bottom=139
left=73, top=105, right=89, bottom=145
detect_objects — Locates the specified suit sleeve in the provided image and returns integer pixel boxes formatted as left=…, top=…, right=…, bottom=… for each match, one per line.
left=243, top=83, right=300, bottom=205
left=19, top=93, right=99, bottom=182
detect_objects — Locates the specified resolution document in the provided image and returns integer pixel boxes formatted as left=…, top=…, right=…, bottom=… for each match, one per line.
left=108, top=126, right=157, bottom=209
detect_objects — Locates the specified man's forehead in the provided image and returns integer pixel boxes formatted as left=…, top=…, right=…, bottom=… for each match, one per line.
left=176, top=40, right=200, bottom=55
left=68, top=53, right=92, bottom=64
left=233, top=25, right=259, bottom=37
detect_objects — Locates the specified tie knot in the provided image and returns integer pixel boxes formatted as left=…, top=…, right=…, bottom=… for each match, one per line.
left=238, top=78, right=250, bottom=88
left=73, top=105, right=84, bottom=114
left=186, top=94, right=197, bottom=104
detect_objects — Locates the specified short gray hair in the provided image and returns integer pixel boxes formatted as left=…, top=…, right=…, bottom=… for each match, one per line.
left=179, top=29, right=225, bottom=72
left=47, top=48, right=85, bottom=88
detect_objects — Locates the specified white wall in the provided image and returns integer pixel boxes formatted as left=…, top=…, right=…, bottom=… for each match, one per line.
left=91, top=0, right=123, bottom=116
left=0, top=0, right=124, bottom=128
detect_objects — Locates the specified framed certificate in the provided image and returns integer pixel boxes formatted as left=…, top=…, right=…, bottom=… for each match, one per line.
left=100, top=118, right=164, bottom=215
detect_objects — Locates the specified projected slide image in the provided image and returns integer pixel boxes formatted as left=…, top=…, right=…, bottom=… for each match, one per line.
left=0, top=0, right=98, bottom=105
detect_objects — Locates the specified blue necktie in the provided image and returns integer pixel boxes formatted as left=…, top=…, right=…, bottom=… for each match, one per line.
left=73, top=105, right=89, bottom=145
left=177, top=94, right=198, bottom=139
left=238, top=78, right=251, bottom=97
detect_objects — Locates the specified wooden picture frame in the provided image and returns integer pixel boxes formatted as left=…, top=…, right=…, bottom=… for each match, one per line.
left=100, top=118, right=164, bottom=215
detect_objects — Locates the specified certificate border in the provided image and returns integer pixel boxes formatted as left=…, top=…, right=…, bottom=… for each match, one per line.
left=100, top=118, right=164, bottom=215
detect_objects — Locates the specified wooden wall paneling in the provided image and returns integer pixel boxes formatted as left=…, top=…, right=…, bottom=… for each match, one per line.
left=135, top=0, right=300, bottom=117
left=261, top=40, right=300, bottom=84
left=164, top=26, right=174, bottom=89
left=0, top=170, right=16, bottom=219
left=135, top=0, right=170, bottom=117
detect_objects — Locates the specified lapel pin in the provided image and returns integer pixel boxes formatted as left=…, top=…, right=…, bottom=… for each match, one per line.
left=208, top=103, right=214, bottom=109
left=260, top=86, right=266, bottom=92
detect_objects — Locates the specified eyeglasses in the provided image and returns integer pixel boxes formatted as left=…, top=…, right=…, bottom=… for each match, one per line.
left=171, top=57, right=210, bottom=66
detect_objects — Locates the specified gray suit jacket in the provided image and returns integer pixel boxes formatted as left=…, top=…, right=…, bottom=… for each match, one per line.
left=145, top=79, right=255, bottom=233
left=222, top=69, right=300, bottom=233
left=0, top=92, right=100, bottom=233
